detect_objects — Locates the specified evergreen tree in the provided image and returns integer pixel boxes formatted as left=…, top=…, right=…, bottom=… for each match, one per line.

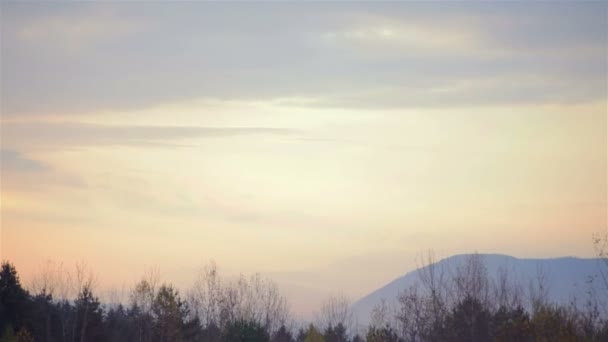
left=0, top=262, right=29, bottom=334
left=303, top=325, right=324, bottom=342
left=74, top=286, right=105, bottom=342
left=323, top=323, right=347, bottom=342
left=153, top=284, right=187, bottom=342
left=182, top=315, right=204, bottom=342
left=28, top=291, right=58, bottom=342
left=223, top=319, right=270, bottom=342
left=105, top=304, right=137, bottom=342
left=201, top=321, right=222, bottom=342
left=271, top=324, right=294, bottom=342
left=444, top=296, right=491, bottom=342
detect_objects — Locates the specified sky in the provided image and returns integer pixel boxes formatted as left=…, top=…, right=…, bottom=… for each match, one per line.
left=1, top=1, right=607, bottom=317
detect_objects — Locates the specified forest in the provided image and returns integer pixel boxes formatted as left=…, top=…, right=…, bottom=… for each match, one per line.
left=1, top=249, right=608, bottom=342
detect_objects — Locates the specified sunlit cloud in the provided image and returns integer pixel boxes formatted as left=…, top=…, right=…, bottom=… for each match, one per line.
left=320, top=18, right=479, bottom=54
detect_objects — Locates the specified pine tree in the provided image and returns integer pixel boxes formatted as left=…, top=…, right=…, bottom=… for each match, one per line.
left=0, top=262, right=29, bottom=334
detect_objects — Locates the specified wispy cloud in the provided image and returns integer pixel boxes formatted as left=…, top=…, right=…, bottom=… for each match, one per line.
left=0, top=148, right=84, bottom=191
left=0, top=149, right=49, bottom=172
left=15, top=7, right=142, bottom=52
left=2, top=122, right=301, bottom=149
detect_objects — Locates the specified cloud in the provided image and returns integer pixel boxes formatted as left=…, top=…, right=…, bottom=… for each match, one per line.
left=0, top=149, right=49, bottom=172
left=1, top=122, right=300, bottom=149
left=1, top=147, right=88, bottom=191
left=17, top=11, right=139, bottom=50
left=300, top=74, right=606, bottom=109
left=5, top=2, right=142, bottom=52
left=1, top=1, right=605, bottom=116
left=0, top=148, right=84, bottom=192
left=319, top=14, right=481, bottom=55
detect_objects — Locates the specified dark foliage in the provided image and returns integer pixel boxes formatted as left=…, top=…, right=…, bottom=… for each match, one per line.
left=223, top=320, right=270, bottom=342
left=0, top=262, right=29, bottom=334
left=365, top=324, right=401, bottom=342
left=323, top=323, right=347, bottom=342
left=2, top=258, right=608, bottom=342
left=444, top=297, right=492, bottom=342
left=271, top=325, right=294, bottom=342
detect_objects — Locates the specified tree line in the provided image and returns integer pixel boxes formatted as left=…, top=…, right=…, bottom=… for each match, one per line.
left=1, top=250, right=608, bottom=342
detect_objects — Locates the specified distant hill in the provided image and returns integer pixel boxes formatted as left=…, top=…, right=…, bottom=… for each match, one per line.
left=351, top=254, right=607, bottom=325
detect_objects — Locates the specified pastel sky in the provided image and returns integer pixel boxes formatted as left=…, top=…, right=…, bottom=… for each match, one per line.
left=1, top=2, right=606, bottom=317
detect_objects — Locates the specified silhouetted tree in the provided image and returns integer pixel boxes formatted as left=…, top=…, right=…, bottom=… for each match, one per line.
left=130, top=277, right=157, bottom=342
left=152, top=284, right=187, bottom=342
left=302, top=325, right=324, bottom=342
left=351, top=334, right=364, bottom=342
left=295, top=327, right=307, bottom=342
left=223, top=319, right=270, bottom=342
left=74, top=285, right=104, bottom=342
left=201, top=321, right=222, bottom=342
left=1, top=259, right=608, bottom=342
left=56, top=299, right=76, bottom=342
left=0, top=262, right=29, bottom=334
left=189, top=262, right=289, bottom=336
left=105, top=304, right=137, bottom=342
left=366, top=324, right=401, bottom=342
left=491, top=305, right=533, bottom=342
left=317, top=296, right=352, bottom=337
left=271, top=324, right=294, bottom=342
left=182, top=315, right=204, bottom=342
left=531, top=304, right=579, bottom=342
left=28, top=291, right=59, bottom=342
left=444, top=296, right=491, bottom=342
left=323, top=323, right=347, bottom=342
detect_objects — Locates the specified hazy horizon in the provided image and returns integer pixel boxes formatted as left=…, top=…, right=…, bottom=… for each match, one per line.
left=1, top=1, right=606, bottom=318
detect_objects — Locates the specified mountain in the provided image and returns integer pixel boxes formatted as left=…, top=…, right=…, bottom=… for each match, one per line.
left=351, top=254, right=607, bottom=325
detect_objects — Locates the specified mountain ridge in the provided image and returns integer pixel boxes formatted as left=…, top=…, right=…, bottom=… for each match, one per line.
left=351, top=253, right=607, bottom=325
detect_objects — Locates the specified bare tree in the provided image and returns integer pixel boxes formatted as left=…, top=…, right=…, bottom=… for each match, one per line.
left=451, top=253, right=490, bottom=306
left=188, top=261, right=290, bottom=336
left=130, top=267, right=160, bottom=314
left=189, top=261, right=223, bottom=328
left=30, top=261, right=95, bottom=342
left=416, top=251, right=448, bottom=311
left=130, top=267, right=161, bottom=342
left=528, top=262, right=550, bottom=314
left=73, top=262, right=97, bottom=296
left=415, top=250, right=448, bottom=337
left=317, top=294, right=353, bottom=334
left=370, top=298, right=392, bottom=328
left=29, top=260, right=56, bottom=297
left=491, top=263, right=524, bottom=310
left=241, top=273, right=289, bottom=333
left=28, top=260, right=67, bottom=342
left=53, top=260, right=75, bottom=342
left=104, top=283, right=128, bottom=311
left=590, top=229, right=608, bottom=318
left=395, top=285, right=427, bottom=342
left=71, top=262, right=97, bottom=342
left=593, top=229, right=608, bottom=293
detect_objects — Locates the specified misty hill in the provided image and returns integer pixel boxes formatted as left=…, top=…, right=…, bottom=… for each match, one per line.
left=351, top=254, right=607, bottom=325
